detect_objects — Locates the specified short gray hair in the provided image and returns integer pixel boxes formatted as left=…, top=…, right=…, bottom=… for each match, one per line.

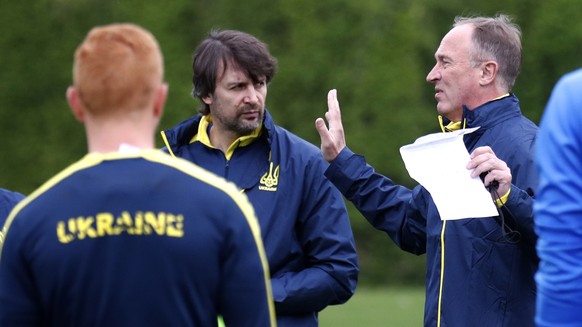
left=454, top=14, right=522, bottom=91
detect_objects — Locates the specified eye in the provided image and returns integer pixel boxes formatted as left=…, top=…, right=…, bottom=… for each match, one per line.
left=436, top=55, right=451, bottom=68
left=256, top=80, right=266, bottom=87
left=230, top=83, right=246, bottom=90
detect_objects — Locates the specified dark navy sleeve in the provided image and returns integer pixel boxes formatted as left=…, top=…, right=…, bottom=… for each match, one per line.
left=325, top=147, right=428, bottom=255
left=500, top=125, right=538, bottom=249
left=0, top=213, right=41, bottom=326
left=0, top=189, right=25, bottom=227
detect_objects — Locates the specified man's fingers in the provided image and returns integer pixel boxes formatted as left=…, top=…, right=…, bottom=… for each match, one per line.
left=327, top=89, right=341, bottom=117
left=317, top=89, right=347, bottom=162
left=470, top=145, right=493, bottom=158
left=315, top=118, right=330, bottom=141
left=326, top=89, right=345, bottom=132
left=327, top=89, right=338, bottom=111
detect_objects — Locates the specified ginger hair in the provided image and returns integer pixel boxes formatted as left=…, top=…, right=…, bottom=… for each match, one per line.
left=72, top=23, right=164, bottom=117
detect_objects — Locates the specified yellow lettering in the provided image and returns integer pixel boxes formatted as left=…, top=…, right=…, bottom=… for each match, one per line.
left=166, top=214, right=184, bottom=237
left=137, top=212, right=151, bottom=234
left=115, top=212, right=133, bottom=235
left=133, top=212, right=143, bottom=235
left=96, top=213, right=114, bottom=236
left=55, top=211, right=184, bottom=243
left=144, top=211, right=165, bottom=235
left=56, top=221, right=75, bottom=244
left=76, top=217, right=97, bottom=239
left=68, top=218, right=77, bottom=234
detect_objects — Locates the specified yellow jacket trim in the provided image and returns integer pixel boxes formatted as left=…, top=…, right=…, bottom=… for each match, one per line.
left=189, top=115, right=262, bottom=160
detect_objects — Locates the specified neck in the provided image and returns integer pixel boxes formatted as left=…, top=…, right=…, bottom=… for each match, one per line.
left=465, top=85, right=509, bottom=109
left=85, top=119, right=156, bottom=153
left=208, top=125, right=240, bottom=154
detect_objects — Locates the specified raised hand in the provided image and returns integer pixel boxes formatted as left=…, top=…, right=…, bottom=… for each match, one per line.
left=315, top=89, right=347, bottom=162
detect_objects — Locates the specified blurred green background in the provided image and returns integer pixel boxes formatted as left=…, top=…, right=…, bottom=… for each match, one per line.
left=1, top=0, right=582, bottom=292
left=319, top=286, right=425, bottom=326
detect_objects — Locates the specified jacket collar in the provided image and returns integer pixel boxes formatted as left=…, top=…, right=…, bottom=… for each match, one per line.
left=438, top=93, right=521, bottom=131
left=163, top=109, right=276, bottom=150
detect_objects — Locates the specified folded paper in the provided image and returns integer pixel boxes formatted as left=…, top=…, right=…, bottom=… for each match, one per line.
left=399, top=127, right=498, bottom=220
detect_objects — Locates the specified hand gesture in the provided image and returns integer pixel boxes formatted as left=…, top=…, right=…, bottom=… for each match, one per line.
left=315, top=89, right=347, bottom=162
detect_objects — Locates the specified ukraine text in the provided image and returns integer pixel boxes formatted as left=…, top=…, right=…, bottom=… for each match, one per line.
left=56, top=211, right=184, bottom=244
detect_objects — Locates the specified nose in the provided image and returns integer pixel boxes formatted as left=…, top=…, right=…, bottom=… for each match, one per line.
left=243, top=85, right=260, bottom=104
left=426, top=65, right=439, bottom=83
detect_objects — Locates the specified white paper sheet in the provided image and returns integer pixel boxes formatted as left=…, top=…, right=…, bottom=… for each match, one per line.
left=399, top=127, right=498, bottom=220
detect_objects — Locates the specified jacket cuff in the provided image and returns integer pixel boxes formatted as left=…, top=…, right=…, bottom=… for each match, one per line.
left=495, top=188, right=511, bottom=207
left=325, top=147, right=361, bottom=194
left=271, top=278, right=286, bottom=303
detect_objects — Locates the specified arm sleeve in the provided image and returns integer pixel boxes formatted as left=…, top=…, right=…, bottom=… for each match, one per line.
left=534, top=70, right=582, bottom=327
left=499, top=126, right=538, bottom=248
left=502, top=184, right=536, bottom=247
left=324, top=147, right=428, bottom=255
left=0, top=217, right=41, bottom=327
left=0, top=189, right=25, bottom=227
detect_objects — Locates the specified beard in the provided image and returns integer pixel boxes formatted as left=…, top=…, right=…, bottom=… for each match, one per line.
left=213, top=104, right=264, bottom=137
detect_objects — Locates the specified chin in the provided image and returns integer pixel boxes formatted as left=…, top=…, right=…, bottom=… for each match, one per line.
left=436, top=104, right=453, bottom=116
left=436, top=106, right=447, bottom=116
left=238, top=122, right=260, bottom=134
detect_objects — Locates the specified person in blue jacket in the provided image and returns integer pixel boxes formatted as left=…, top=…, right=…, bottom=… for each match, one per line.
left=0, top=188, right=24, bottom=227
left=161, top=29, right=359, bottom=327
left=316, top=14, right=538, bottom=327
left=534, top=68, right=582, bottom=327
left=0, top=23, right=276, bottom=327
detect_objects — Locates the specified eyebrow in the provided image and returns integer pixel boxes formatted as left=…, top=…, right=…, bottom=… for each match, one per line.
left=435, top=53, right=449, bottom=61
left=224, top=77, right=252, bottom=88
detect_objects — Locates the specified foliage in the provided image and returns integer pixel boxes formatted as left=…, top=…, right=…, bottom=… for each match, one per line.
left=2, top=0, right=582, bottom=286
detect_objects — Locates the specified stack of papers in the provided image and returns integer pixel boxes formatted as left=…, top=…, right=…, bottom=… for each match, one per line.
left=399, top=127, right=498, bottom=220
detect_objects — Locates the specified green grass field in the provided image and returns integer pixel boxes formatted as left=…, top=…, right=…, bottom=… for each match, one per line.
left=319, top=286, right=425, bottom=326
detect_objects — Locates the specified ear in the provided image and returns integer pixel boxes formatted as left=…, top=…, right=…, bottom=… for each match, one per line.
left=153, top=83, right=168, bottom=118
left=202, top=94, right=213, bottom=106
left=479, top=61, right=498, bottom=86
left=66, top=86, right=85, bottom=123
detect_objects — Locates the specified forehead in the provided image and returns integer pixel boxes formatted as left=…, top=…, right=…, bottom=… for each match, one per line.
left=435, top=24, right=474, bottom=59
left=217, top=62, right=251, bottom=84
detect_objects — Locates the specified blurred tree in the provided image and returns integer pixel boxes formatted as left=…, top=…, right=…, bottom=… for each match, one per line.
left=2, top=0, right=582, bottom=287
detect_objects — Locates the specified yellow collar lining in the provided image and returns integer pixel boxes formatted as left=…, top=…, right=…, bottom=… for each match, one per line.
left=189, top=115, right=262, bottom=160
